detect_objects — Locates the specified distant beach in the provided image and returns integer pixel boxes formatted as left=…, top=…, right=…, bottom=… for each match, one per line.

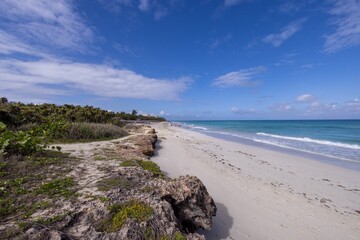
left=152, top=122, right=360, bottom=240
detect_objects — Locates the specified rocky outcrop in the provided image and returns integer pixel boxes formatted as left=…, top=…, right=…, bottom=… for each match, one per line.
left=127, top=126, right=158, bottom=157
left=160, top=176, right=217, bottom=232
left=15, top=168, right=216, bottom=240
left=2, top=125, right=216, bottom=239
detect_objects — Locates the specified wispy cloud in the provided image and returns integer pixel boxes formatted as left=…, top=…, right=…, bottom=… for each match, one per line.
left=209, top=33, right=232, bottom=50
left=99, top=0, right=178, bottom=20
left=297, top=94, right=315, bottom=103
left=263, top=19, right=306, bottom=47
left=270, top=103, right=294, bottom=112
left=0, top=0, right=94, bottom=53
left=213, top=66, right=266, bottom=88
left=274, top=53, right=297, bottom=66
left=231, top=107, right=256, bottom=114
left=301, top=64, right=314, bottom=69
left=0, top=1, right=192, bottom=102
left=0, top=30, right=39, bottom=56
left=224, top=0, right=251, bottom=8
left=324, top=0, right=360, bottom=53
left=139, top=0, right=151, bottom=11
left=278, top=0, right=307, bottom=14
left=0, top=58, right=191, bottom=101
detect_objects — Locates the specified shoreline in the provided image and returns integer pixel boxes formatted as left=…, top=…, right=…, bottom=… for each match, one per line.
left=176, top=121, right=360, bottom=171
left=190, top=128, right=360, bottom=171
left=151, top=122, right=360, bottom=240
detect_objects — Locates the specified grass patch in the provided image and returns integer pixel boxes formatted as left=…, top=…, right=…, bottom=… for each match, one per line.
left=120, top=159, right=164, bottom=178
left=120, top=159, right=138, bottom=167
left=100, top=200, right=153, bottom=232
left=174, top=231, right=186, bottom=240
left=35, top=213, right=67, bottom=225
left=36, top=177, right=74, bottom=198
left=141, top=185, right=155, bottom=193
left=138, top=161, right=163, bottom=177
left=94, top=155, right=106, bottom=161
left=97, top=176, right=134, bottom=192
left=0, top=162, right=8, bottom=177
left=56, top=122, right=128, bottom=142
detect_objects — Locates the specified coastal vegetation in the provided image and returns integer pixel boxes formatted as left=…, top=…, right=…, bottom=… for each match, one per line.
left=0, top=97, right=165, bottom=127
left=0, top=97, right=216, bottom=239
left=121, top=159, right=165, bottom=178
left=0, top=96, right=164, bottom=147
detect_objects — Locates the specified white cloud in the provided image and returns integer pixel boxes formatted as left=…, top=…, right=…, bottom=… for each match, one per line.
left=231, top=107, right=256, bottom=114
left=0, top=0, right=94, bottom=53
left=213, top=66, right=266, bottom=88
left=139, top=0, right=151, bottom=11
left=297, top=94, right=315, bottom=102
left=159, top=110, right=166, bottom=116
left=301, top=64, right=314, bottom=69
left=324, top=0, right=360, bottom=53
left=0, top=30, right=38, bottom=56
left=263, top=19, right=306, bottom=47
left=347, top=97, right=360, bottom=105
left=270, top=104, right=293, bottom=112
left=0, top=58, right=191, bottom=101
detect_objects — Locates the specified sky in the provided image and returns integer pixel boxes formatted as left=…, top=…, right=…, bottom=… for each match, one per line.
left=0, top=0, right=359, bottom=120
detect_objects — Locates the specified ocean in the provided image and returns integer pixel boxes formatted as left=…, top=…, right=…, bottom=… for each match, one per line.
left=176, top=120, right=360, bottom=170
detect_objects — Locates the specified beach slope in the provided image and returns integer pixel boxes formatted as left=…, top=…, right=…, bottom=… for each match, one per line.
left=152, top=122, right=360, bottom=240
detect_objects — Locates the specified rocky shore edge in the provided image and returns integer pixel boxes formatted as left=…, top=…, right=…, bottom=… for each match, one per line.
left=1, top=124, right=216, bottom=239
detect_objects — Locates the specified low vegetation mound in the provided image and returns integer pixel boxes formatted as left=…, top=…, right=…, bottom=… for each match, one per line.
left=0, top=97, right=165, bottom=127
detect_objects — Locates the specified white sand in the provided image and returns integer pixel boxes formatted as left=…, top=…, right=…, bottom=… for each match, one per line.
left=151, top=122, right=360, bottom=240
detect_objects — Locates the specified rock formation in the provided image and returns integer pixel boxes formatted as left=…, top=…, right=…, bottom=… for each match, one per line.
left=1, top=125, right=216, bottom=239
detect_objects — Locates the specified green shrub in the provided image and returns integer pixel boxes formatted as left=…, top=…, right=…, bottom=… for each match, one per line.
left=0, top=122, right=43, bottom=156
left=0, top=99, right=165, bottom=127
left=120, top=159, right=164, bottom=177
left=36, top=177, right=74, bottom=198
left=67, top=122, right=128, bottom=140
left=137, top=160, right=163, bottom=177
left=31, top=121, right=128, bottom=142
left=174, top=232, right=186, bottom=240
left=120, top=160, right=138, bottom=167
left=106, top=200, right=153, bottom=232
left=97, top=176, right=134, bottom=191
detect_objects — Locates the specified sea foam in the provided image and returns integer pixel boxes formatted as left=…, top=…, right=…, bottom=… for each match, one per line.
left=256, top=132, right=360, bottom=150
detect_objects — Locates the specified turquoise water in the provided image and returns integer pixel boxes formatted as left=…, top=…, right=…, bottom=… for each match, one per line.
left=177, top=120, right=360, bottom=165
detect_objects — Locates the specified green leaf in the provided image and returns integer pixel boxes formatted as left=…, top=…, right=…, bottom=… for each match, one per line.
left=0, top=122, right=6, bottom=131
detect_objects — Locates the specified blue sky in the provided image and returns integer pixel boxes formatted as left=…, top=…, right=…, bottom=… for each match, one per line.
left=0, top=0, right=359, bottom=120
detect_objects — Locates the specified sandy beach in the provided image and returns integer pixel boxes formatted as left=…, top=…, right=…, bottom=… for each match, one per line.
left=151, top=122, right=360, bottom=240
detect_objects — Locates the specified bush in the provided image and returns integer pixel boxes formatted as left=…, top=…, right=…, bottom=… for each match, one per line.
left=0, top=122, right=43, bottom=156
left=66, top=123, right=128, bottom=140
left=106, top=200, right=153, bottom=232
left=33, top=122, right=128, bottom=142
left=36, top=177, right=74, bottom=198
left=120, top=159, right=164, bottom=177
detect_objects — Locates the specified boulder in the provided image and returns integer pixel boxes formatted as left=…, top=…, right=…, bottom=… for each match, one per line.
left=160, top=176, right=217, bottom=232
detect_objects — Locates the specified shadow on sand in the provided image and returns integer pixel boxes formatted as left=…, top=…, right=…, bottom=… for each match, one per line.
left=153, top=139, right=163, bottom=157
left=198, top=202, right=234, bottom=240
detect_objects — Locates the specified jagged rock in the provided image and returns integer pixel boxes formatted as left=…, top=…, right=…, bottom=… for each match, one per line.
left=129, top=129, right=158, bottom=157
left=160, top=175, right=217, bottom=232
left=6, top=126, right=215, bottom=240
left=25, top=225, right=72, bottom=240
